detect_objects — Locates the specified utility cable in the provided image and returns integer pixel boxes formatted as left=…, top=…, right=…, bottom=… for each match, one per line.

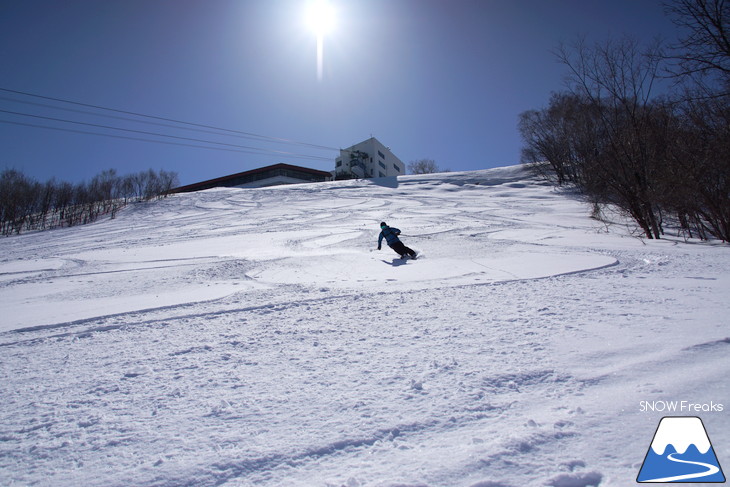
left=0, top=87, right=339, bottom=151
left=0, top=109, right=333, bottom=160
left=0, top=118, right=332, bottom=161
left=0, top=95, right=333, bottom=150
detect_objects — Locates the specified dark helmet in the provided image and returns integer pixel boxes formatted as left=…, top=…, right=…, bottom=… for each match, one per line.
left=380, top=222, right=387, bottom=228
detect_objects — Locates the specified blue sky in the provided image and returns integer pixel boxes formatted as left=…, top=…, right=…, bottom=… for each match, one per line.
left=1, top=0, right=680, bottom=185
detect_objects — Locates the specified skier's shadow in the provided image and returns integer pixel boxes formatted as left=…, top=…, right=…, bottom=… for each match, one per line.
left=381, top=258, right=408, bottom=267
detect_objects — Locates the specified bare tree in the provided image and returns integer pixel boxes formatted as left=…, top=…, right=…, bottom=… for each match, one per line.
left=407, top=159, right=442, bottom=174
left=552, top=36, right=668, bottom=239
left=664, top=94, right=730, bottom=240
left=520, top=11, right=730, bottom=242
left=0, top=170, right=32, bottom=234
left=120, top=174, right=136, bottom=204
left=665, top=0, right=730, bottom=89
left=157, top=170, right=180, bottom=196
left=1, top=168, right=179, bottom=235
left=519, top=92, right=594, bottom=186
left=54, top=181, right=74, bottom=225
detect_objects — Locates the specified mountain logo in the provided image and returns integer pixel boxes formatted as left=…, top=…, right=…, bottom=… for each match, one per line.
left=637, top=416, right=725, bottom=483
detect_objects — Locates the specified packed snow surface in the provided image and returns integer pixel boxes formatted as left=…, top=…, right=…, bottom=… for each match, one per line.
left=1, top=165, right=728, bottom=487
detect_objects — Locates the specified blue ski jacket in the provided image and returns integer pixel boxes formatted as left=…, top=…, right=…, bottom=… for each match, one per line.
left=378, top=226, right=401, bottom=247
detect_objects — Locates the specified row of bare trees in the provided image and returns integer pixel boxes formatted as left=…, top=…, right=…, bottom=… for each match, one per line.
left=519, top=0, right=729, bottom=241
left=407, top=159, right=449, bottom=174
left=0, top=168, right=178, bottom=235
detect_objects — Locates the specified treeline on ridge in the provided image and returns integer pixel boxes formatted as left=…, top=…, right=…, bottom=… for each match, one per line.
left=0, top=168, right=179, bottom=236
left=519, top=0, right=729, bottom=242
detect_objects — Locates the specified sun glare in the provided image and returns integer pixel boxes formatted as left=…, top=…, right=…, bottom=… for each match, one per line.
left=305, top=0, right=335, bottom=81
left=306, top=0, right=335, bottom=37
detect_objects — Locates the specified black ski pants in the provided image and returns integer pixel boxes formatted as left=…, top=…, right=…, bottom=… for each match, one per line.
left=389, top=241, right=416, bottom=258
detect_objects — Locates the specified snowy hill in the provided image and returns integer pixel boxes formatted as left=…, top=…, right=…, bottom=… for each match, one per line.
left=1, top=165, right=728, bottom=487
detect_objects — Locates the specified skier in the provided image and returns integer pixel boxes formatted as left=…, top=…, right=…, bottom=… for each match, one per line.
left=377, top=222, right=417, bottom=259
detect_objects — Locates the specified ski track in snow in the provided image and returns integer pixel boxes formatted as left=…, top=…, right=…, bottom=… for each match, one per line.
left=0, top=166, right=728, bottom=487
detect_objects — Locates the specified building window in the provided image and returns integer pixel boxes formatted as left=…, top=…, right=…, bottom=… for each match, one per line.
left=379, top=171, right=386, bottom=178
left=336, top=160, right=342, bottom=167
left=393, top=163, right=401, bottom=173
left=378, top=150, right=386, bottom=159
left=379, top=161, right=386, bottom=169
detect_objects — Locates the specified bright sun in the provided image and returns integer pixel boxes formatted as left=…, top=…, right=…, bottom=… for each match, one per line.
left=306, top=0, right=335, bottom=37
left=306, top=0, right=335, bottom=81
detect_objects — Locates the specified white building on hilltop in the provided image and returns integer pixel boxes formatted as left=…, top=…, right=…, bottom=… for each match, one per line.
left=335, top=137, right=405, bottom=179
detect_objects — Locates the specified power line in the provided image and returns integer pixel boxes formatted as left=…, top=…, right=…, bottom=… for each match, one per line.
left=0, top=95, right=330, bottom=149
left=0, top=108, right=334, bottom=161
left=0, top=87, right=340, bottom=152
left=0, top=118, right=333, bottom=161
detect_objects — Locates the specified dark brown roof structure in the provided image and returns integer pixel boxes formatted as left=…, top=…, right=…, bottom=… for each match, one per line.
left=170, top=163, right=332, bottom=193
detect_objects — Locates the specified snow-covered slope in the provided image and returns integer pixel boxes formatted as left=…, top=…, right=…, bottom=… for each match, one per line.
left=1, top=165, right=728, bottom=487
